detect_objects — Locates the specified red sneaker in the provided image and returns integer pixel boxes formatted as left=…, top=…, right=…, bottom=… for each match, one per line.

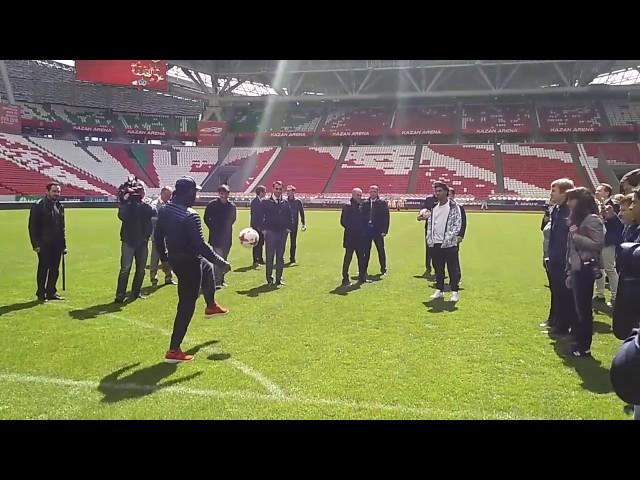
left=205, top=303, right=229, bottom=318
left=164, top=349, right=194, bottom=363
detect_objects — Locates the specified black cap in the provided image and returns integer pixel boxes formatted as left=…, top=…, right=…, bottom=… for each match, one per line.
left=218, top=184, right=230, bottom=193
left=610, top=333, right=640, bottom=405
left=174, top=176, right=202, bottom=194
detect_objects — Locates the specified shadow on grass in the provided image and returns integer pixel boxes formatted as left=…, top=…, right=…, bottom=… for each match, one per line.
left=413, top=272, right=436, bottom=281
left=329, top=282, right=363, bottom=296
left=0, top=300, right=42, bottom=316
left=234, top=265, right=258, bottom=273
left=427, top=284, right=465, bottom=292
left=183, top=340, right=230, bottom=361
left=550, top=336, right=613, bottom=394
left=69, top=301, right=125, bottom=320
left=593, top=320, right=612, bottom=334
left=98, top=363, right=202, bottom=403
left=285, top=262, right=299, bottom=268
left=422, top=300, right=458, bottom=313
left=593, top=303, right=613, bottom=317
left=368, top=273, right=384, bottom=282
left=236, top=283, right=277, bottom=298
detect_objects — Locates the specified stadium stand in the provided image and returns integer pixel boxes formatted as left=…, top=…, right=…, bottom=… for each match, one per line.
left=153, top=147, right=219, bottom=192
left=28, top=137, right=125, bottom=191
left=215, top=147, right=280, bottom=192
left=85, top=145, right=140, bottom=187
left=260, top=147, right=343, bottom=193
left=230, top=109, right=263, bottom=138
left=19, top=103, right=63, bottom=129
left=578, top=142, right=640, bottom=186
left=500, top=143, right=583, bottom=198
left=391, top=105, right=456, bottom=135
left=102, top=144, right=148, bottom=182
left=266, top=108, right=323, bottom=137
left=50, top=105, right=115, bottom=133
left=130, top=144, right=160, bottom=187
left=321, top=107, right=390, bottom=137
left=417, top=145, right=502, bottom=199
left=462, top=104, right=531, bottom=134
left=537, top=103, right=604, bottom=133
left=602, top=101, right=640, bottom=132
left=176, top=116, right=199, bottom=137
left=0, top=133, right=112, bottom=195
left=117, top=113, right=172, bottom=136
left=329, top=145, right=415, bottom=193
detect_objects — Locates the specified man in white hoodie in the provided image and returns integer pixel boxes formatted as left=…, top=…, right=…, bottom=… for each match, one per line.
left=426, top=181, right=462, bottom=303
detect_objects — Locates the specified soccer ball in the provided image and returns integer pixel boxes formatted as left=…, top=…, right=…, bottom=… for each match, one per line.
left=417, top=208, right=430, bottom=220
left=239, top=227, right=259, bottom=248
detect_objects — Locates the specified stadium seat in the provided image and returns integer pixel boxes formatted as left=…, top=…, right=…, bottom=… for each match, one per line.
left=391, top=105, right=456, bottom=136
left=260, top=147, right=343, bottom=194
left=500, top=143, right=583, bottom=198
left=602, top=102, right=640, bottom=132
left=329, top=145, right=415, bottom=194
left=417, top=145, right=501, bottom=199
left=153, top=146, right=219, bottom=193
left=462, top=104, right=531, bottom=134
left=215, top=147, right=280, bottom=192
left=537, top=104, right=604, bottom=133
left=321, top=107, right=390, bottom=137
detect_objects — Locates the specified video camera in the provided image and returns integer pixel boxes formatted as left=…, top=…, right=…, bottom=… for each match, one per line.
left=118, top=175, right=145, bottom=204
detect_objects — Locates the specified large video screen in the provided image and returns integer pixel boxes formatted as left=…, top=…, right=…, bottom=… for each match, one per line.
left=75, top=60, right=168, bottom=91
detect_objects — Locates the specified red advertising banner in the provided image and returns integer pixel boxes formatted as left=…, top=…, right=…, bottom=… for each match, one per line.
left=0, top=104, right=22, bottom=134
left=198, top=121, right=227, bottom=146
left=75, top=60, right=168, bottom=91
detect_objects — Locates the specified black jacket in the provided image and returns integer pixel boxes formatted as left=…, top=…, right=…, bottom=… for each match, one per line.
left=423, top=195, right=437, bottom=231
left=250, top=196, right=263, bottom=230
left=341, top=200, right=367, bottom=249
left=361, top=197, right=390, bottom=235
left=118, top=202, right=153, bottom=247
left=260, top=197, right=293, bottom=232
left=613, top=242, right=640, bottom=340
left=154, top=200, right=228, bottom=267
left=288, top=198, right=305, bottom=226
left=459, top=204, right=467, bottom=238
left=548, top=202, right=570, bottom=267
left=204, top=198, right=237, bottom=249
left=28, top=196, right=66, bottom=249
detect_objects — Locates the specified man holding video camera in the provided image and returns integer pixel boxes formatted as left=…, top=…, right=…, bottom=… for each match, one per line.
left=114, top=177, right=153, bottom=303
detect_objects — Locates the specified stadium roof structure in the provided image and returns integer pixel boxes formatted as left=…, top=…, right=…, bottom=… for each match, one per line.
left=168, top=60, right=640, bottom=105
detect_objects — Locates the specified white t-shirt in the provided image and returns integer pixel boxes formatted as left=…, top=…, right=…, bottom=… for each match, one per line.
left=431, top=201, right=450, bottom=243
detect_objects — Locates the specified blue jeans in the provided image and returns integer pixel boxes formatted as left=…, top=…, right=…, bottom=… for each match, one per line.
left=115, top=241, right=148, bottom=300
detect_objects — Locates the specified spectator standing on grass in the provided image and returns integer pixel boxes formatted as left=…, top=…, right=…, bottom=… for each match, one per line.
left=340, top=187, right=369, bottom=286
left=114, top=180, right=153, bottom=303
left=285, top=185, right=306, bottom=265
left=541, top=198, right=555, bottom=325
left=362, top=185, right=390, bottom=277
left=448, top=188, right=466, bottom=284
left=419, top=189, right=438, bottom=276
left=542, top=178, right=577, bottom=335
left=259, top=181, right=293, bottom=288
left=594, top=185, right=622, bottom=307
left=150, top=186, right=175, bottom=287
left=28, top=182, right=67, bottom=302
left=204, top=184, right=236, bottom=290
left=564, top=187, right=605, bottom=358
left=250, top=185, right=267, bottom=268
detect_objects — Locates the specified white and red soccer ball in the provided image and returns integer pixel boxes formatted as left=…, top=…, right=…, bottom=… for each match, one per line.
left=238, top=227, right=259, bottom=248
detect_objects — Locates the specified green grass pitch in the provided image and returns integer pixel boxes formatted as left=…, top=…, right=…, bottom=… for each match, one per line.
left=0, top=208, right=628, bottom=419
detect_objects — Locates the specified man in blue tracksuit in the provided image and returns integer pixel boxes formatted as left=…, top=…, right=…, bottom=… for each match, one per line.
left=154, top=176, right=230, bottom=363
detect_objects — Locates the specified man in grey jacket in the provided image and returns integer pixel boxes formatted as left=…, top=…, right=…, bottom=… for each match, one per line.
left=150, top=186, right=174, bottom=286
left=426, top=181, right=462, bottom=303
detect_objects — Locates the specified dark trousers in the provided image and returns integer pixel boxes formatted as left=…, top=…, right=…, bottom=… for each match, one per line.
left=548, top=262, right=577, bottom=332
left=343, top=246, right=368, bottom=282
left=425, top=233, right=433, bottom=271
left=288, top=227, right=298, bottom=262
left=430, top=244, right=460, bottom=292
left=544, top=259, right=555, bottom=323
left=36, top=243, right=63, bottom=298
left=213, top=243, right=231, bottom=285
left=252, top=229, right=265, bottom=264
left=169, top=257, right=216, bottom=351
left=265, top=230, right=287, bottom=283
left=365, top=233, right=387, bottom=273
left=115, top=241, right=148, bottom=301
left=571, top=269, right=595, bottom=352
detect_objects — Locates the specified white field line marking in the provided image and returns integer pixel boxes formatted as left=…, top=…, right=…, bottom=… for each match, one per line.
left=44, top=301, right=286, bottom=399
left=0, top=371, right=522, bottom=419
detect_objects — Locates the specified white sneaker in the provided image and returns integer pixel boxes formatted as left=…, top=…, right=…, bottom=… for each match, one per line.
left=451, top=291, right=459, bottom=303
left=430, top=290, right=444, bottom=300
